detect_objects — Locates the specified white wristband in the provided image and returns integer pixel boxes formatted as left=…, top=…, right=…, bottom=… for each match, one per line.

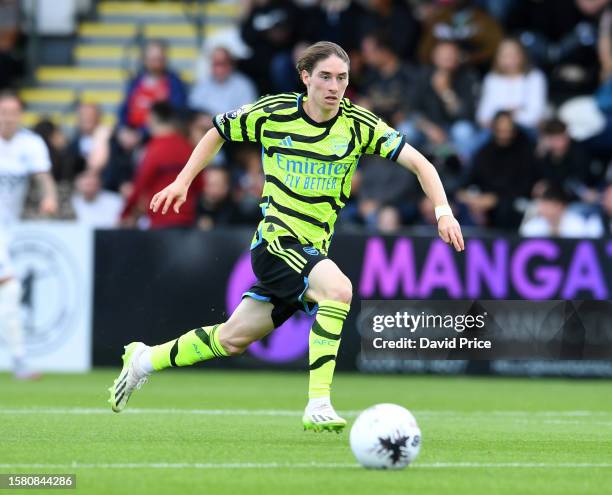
left=434, top=205, right=453, bottom=222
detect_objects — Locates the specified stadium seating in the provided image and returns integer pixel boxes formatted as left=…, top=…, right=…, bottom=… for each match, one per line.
left=19, top=1, right=240, bottom=130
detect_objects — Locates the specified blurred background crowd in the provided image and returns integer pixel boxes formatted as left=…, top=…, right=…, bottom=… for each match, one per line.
left=3, top=0, right=612, bottom=238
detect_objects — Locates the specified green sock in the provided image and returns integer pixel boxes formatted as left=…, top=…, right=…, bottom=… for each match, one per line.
left=308, top=300, right=350, bottom=399
left=150, top=323, right=229, bottom=371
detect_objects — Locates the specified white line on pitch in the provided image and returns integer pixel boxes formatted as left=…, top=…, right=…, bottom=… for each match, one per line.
left=0, top=408, right=610, bottom=417
left=0, top=462, right=610, bottom=470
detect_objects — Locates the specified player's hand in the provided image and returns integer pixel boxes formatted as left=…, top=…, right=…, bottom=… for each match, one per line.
left=39, top=196, right=58, bottom=216
left=438, top=215, right=464, bottom=252
left=150, top=181, right=189, bottom=215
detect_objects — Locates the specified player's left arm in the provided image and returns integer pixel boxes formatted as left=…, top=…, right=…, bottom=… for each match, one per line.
left=33, top=172, right=58, bottom=217
left=396, top=144, right=465, bottom=252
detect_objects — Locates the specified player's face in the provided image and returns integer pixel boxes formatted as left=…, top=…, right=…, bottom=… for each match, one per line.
left=0, top=97, right=22, bottom=139
left=302, top=55, right=349, bottom=111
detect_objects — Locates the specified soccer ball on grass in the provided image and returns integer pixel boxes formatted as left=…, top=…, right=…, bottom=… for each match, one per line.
left=349, top=403, right=421, bottom=469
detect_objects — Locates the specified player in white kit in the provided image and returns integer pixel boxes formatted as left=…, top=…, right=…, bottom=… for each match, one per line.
left=0, top=91, right=58, bottom=379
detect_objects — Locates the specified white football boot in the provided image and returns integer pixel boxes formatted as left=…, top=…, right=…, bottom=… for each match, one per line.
left=108, top=342, right=149, bottom=412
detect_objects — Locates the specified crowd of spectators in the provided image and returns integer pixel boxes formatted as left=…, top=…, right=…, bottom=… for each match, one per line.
left=6, top=0, right=612, bottom=237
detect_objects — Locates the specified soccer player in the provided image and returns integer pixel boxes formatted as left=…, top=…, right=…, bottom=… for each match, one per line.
left=0, top=91, right=58, bottom=379
left=109, top=42, right=464, bottom=431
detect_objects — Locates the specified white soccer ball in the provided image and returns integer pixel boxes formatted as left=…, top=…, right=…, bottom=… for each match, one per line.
left=349, top=403, right=421, bottom=469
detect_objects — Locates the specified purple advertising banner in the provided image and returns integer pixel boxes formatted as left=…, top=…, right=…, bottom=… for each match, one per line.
left=358, top=238, right=612, bottom=301
left=94, top=230, right=612, bottom=376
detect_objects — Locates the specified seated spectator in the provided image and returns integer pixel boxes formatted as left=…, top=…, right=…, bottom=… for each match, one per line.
left=187, top=111, right=226, bottom=166
left=32, top=119, right=70, bottom=182
left=232, top=146, right=264, bottom=225
left=520, top=182, right=603, bottom=237
left=418, top=0, right=503, bottom=71
left=71, top=170, right=123, bottom=228
left=101, top=125, right=141, bottom=197
left=31, top=119, right=75, bottom=219
left=66, top=103, right=110, bottom=177
left=118, top=39, right=187, bottom=132
left=189, top=47, right=257, bottom=116
left=507, top=0, right=605, bottom=103
left=239, top=0, right=301, bottom=94
left=476, top=38, right=547, bottom=131
left=580, top=7, right=612, bottom=159
left=358, top=31, right=416, bottom=127
left=299, top=0, right=368, bottom=56
left=361, top=0, right=420, bottom=61
left=376, top=205, right=402, bottom=234
left=121, top=102, right=200, bottom=228
left=403, top=40, right=480, bottom=161
left=197, top=166, right=238, bottom=230
left=533, top=118, right=598, bottom=203
left=457, top=111, right=536, bottom=229
left=0, top=0, right=24, bottom=89
left=354, top=154, right=419, bottom=228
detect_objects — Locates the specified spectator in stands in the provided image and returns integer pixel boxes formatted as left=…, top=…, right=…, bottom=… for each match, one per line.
left=71, top=169, right=123, bottom=228
left=232, top=145, right=265, bottom=225
left=355, top=154, right=419, bottom=228
left=239, top=0, right=301, bottom=94
left=359, top=31, right=416, bottom=126
left=507, top=0, right=606, bottom=103
left=415, top=194, right=441, bottom=227
left=187, top=111, right=213, bottom=146
left=520, top=182, right=603, bottom=237
left=418, top=0, right=503, bottom=71
left=101, top=125, right=141, bottom=197
left=361, top=0, right=420, bottom=61
left=0, top=0, right=24, bottom=89
left=31, top=119, right=75, bottom=219
left=187, top=111, right=227, bottom=167
left=121, top=102, right=200, bottom=229
left=533, top=118, right=598, bottom=203
left=404, top=40, right=479, bottom=161
left=299, top=0, right=368, bottom=56
left=118, top=39, right=187, bottom=132
left=66, top=103, right=109, bottom=178
left=457, top=111, right=536, bottom=229
left=32, top=119, right=70, bottom=182
left=189, top=46, right=257, bottom=116
left=197, top=166, right=238, bottom=230
left=477, top=38, right=547, bottom=132
left=583, top=6, right=612, bottom=158
left=376, top=205, right=402, bottom=233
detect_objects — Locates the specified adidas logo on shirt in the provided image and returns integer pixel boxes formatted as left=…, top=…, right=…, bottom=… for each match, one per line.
left=280, top=136, right=293, bottom=147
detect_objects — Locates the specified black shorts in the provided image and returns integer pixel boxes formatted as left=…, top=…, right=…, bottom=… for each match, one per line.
left=243, top=236, right=328, bottom=328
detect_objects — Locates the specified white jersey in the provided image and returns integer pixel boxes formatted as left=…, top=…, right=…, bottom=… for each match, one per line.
left=0, top=128, right=51, bottom=229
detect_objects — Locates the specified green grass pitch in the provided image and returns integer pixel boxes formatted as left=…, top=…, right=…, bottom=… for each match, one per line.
left=2, top=369, right=612, bottom=494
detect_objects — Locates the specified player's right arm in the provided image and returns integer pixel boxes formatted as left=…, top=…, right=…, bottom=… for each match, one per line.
left=150, top=126, right=225, bottom=215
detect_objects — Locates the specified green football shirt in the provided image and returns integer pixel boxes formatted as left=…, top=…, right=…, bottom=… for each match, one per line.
left=213, top=92, right=406, bottom=254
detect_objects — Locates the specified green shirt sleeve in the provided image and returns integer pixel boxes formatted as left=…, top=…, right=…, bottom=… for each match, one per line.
left=363, top=118, right=406, bottom=161
left=213, top=101, right=268, bottom=144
